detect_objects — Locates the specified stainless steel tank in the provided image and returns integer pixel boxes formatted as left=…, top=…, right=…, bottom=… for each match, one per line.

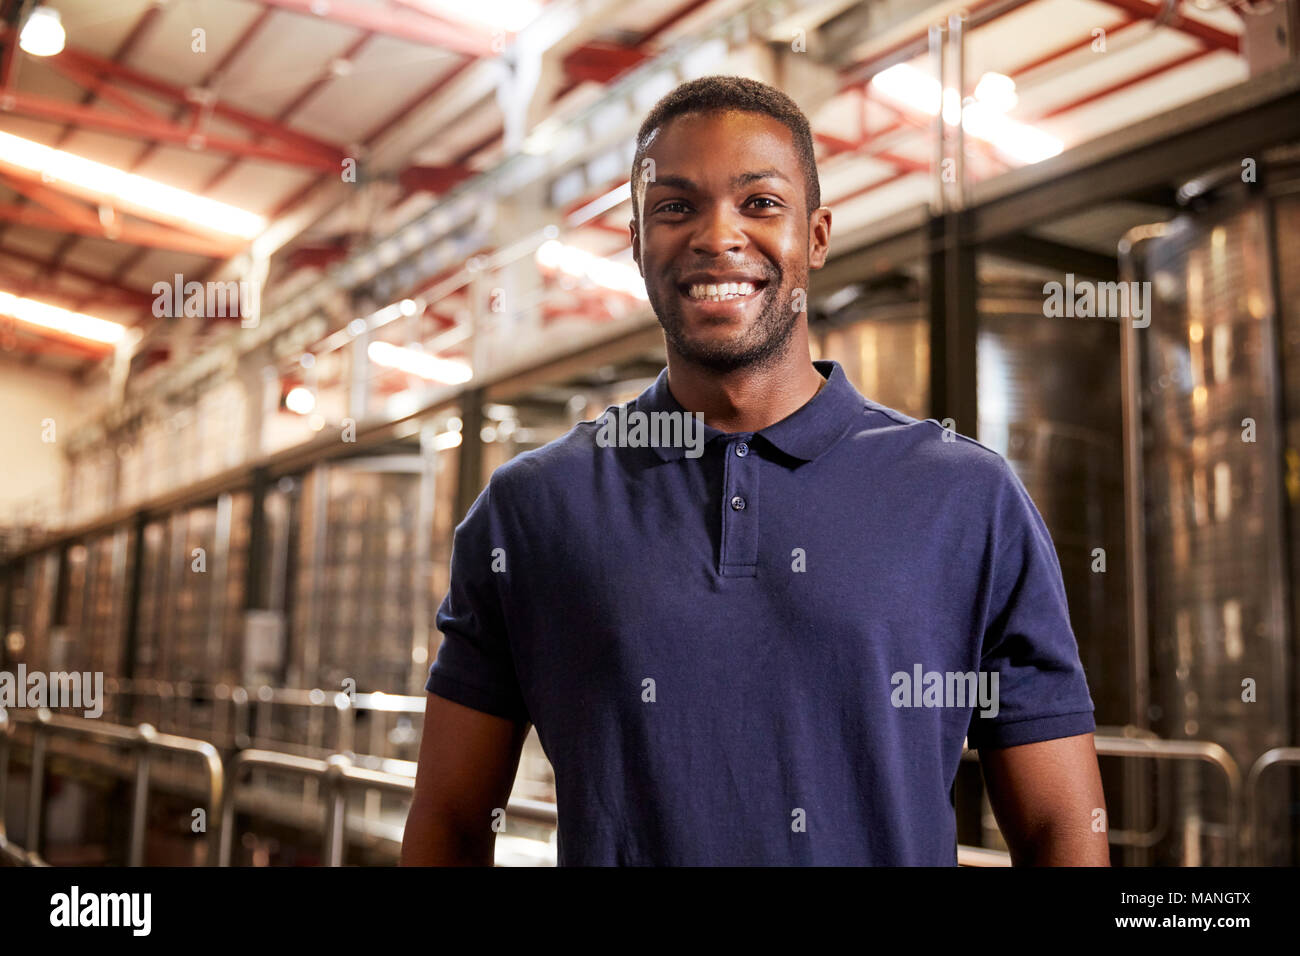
left=60, top=530, right=132, bottom=680
left=1120, top=151, right=1299, bottom=865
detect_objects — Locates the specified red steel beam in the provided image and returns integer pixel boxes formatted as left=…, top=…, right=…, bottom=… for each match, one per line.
left=0, top=32, right=17, bottom=90
left=96, top=8, right=278, bottom=294
left=1010, top=17, right=1142, bottom=77
left=0, top=247, right=155, bottom=308
left=197, top=31, right=373, bottom=200
left=44, top=52, right=171, bottom=125
left=54, top=44, right=348, bottom=160
left=826, top=168, right=913, bottom=207
left=399, top=164, right=478, bottom=193
left=562, top=41, right=652, bottom=85
left=0, top=171, right=103, bottom=229
left=0, top=266, right=146, bottom=309
left=1030, top=46, right=1218, bottom=120
left=0, top=162, right=254, bottom=243
left=1091, top=0, right=1240, bottom=53
left=838, top=0, right=1025, bottom=88
left=0, top=6, right=164, bottom=273
left=272, top=0, right=714, bottom=298
left=123, top=7, right=275, bottom=172
left=0, top=322, right=114, bottom=360
left=0, top=204, right=244, bottom=257
left=387, top=0, right=509, bottom=39
left=0, top=92, right=344, bottom=169
left=252, top=0, right=496, bottom=56
left=249, top=50, right=476, bottom=255
left=638, top=0, right=715, bottom=44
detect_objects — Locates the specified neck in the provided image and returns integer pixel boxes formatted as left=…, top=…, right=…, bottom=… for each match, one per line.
left=664, top=329, right=825, bottom=434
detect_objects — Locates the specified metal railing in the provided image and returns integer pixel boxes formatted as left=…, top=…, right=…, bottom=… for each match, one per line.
left=961, top=729, right=1243, bottom=865
left=0, top=707, right=224, bottom=866
left=1093, top=736, right=1242, bottom=866
left=0, top=708, right=45, bottom=866
left=1245, top=747, right=1300, bottom=866
left=218, top=749, right=557, bottom=866
left=3, top=709, right=1289, bottom=868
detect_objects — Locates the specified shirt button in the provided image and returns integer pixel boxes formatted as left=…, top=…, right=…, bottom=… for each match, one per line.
left=730, top=495, right=746, bottom=511
left=735, top=441, right=749, bottom=458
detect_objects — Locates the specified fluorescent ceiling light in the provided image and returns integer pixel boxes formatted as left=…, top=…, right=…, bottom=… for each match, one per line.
left=368, top=341, right=473, bottom=385
left=0, top=130, right=265, bottom=238
left=0, top=289, right=125, bottom=344
left=870, top=64, right=1062, bottom=164
left=19, top=7, right=65, bottom=57
left=535, top=240, right=647, bottom=300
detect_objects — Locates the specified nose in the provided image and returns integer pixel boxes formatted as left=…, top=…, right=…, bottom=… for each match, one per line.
left=691, top=205, right=746, bottom=257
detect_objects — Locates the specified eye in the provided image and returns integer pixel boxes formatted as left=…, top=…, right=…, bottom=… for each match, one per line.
left=748, top=196, right=782, bottom=209
left=656, top=200, right=690, bottom=214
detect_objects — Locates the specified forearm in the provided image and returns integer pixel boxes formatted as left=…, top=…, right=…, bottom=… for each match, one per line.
left=400, top=804, right=495, bottom=866
left=1007, top=819, right=1110, bottom=866
left=980, top=733, right=1110, bottom=866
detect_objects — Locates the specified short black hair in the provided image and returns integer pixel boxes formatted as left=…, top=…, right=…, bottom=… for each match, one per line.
left=630, top=75, right=821, bottom=222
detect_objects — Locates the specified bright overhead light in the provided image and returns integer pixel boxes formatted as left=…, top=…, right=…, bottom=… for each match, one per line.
left=411, top=0, right=541, bottom=32
left=974, top=72, right=1018, bottom=112
left=368, top=341, right=473, bottom=385
left=0, top=130, right=265, bottom=238
left=870, top=64, right=1061, bottom=164
left=535, top=240, right=647, bottom=300
left=19, top=7, right=65, bottom=57
left=0, top=289, right=125, bottom=344
left=284, top=386, right=315, bottom=414
left=960, top=102, right=1062, bottom=164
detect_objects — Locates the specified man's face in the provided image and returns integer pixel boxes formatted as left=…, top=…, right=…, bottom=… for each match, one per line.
left=631, top=109, right=830, bottom=373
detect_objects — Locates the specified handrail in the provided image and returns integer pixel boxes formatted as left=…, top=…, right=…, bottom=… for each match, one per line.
left=0, top=706, right=224, bottom=866
left=1, top=713, right=1271, bottom=867
left=0, top=707, right=47, bottom=866
left=1245, top=747, right=1300, bottom=866
left=957, top=845, right=1012, bottom=867
left=963, top=730, right=1241, bottom=864
left=106, top=681, right=428, bottom=756
left=219, top=748, right=556, bottom=866
left=1091, top=736, right=1241, bottom=866
left=1090, top=725, right=1171, bottom=850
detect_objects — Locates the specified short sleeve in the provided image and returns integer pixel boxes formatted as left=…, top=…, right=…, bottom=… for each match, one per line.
left=965, top=458, right=1096, bottom=750
left=426, top=479, right=530, bottom=723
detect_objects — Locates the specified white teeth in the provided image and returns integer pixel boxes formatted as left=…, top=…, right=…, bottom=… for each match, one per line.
left=686, top=281, right=758, bottom=300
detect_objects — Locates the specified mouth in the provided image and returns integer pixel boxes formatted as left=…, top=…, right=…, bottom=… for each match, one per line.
left=676, top=279, right=768, bottom=305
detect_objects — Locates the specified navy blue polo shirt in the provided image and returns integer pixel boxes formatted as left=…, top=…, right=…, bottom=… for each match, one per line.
left=426, top=358, right=1095, bottom=865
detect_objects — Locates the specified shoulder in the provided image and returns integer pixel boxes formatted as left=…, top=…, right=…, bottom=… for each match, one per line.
left=483, top=410, right=610, bottom=500
left=848, top=398, right=1015, bottom=498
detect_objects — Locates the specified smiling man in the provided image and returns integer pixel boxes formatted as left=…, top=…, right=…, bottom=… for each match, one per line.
left=402, top=75, right=1109, bottom=866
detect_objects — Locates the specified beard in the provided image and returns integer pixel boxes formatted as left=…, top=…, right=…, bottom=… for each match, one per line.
left=648, top=267, right=804, bottom=374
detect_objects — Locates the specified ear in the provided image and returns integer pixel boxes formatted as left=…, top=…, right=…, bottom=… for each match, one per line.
left=808, top=206, right=832, bottom=270
left=630, top=217, right=643, bottom=277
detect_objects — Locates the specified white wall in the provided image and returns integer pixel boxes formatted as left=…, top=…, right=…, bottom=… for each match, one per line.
left=0, top=357, right=92, bottom=522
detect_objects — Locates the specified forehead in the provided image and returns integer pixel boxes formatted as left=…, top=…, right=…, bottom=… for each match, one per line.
left=642, top=110, right=801, bottom=183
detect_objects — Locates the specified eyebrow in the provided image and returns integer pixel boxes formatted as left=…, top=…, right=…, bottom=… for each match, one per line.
left=646, top=169, right=793, bottom=192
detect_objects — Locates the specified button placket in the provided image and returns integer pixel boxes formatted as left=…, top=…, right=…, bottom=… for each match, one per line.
left=720, top=437, right=759, bottom=576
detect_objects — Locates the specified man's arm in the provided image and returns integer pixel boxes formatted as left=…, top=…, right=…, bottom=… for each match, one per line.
left=977, top=732, right=1110, bottom=866
left=400, top=691, right=531, bottom=866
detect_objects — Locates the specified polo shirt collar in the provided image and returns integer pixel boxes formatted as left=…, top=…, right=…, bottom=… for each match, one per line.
left=633, top=359, right=863, bottom=463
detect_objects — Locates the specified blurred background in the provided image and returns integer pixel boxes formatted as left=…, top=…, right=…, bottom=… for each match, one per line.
left=0, top=0, right=1297, bottom=867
